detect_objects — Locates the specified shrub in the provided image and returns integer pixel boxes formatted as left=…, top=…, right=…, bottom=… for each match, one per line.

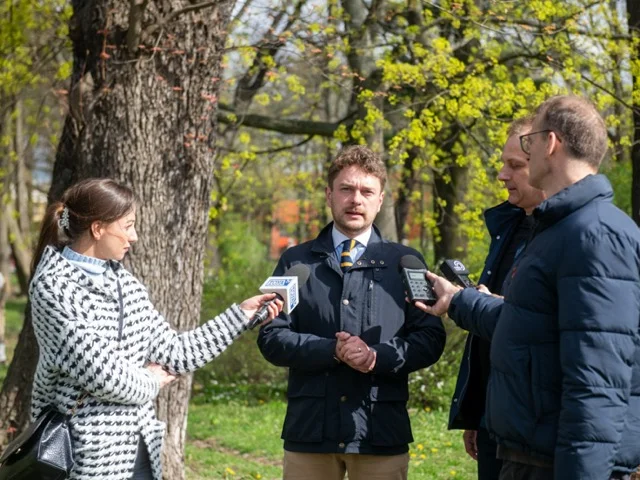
left=408, top=318, right=466, bottom=411
left=195, top=218, right=287, bottom=404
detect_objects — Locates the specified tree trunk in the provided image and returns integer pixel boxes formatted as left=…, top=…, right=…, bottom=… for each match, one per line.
left=395, top=147, right=420, bottom=243
left=432, top=158, right=469, bottom=265
left=6, top=213, right=32, bottom=288
left=0, top=3, right=234, bottom=480
left=14, top=99, right=31, bottom=250
left=629, top=0, right=640, bottom=224
left=0, top=182, right=9, bottom=366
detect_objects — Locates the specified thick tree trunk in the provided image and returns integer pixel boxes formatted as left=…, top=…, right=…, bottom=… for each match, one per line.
left=0, top=2, right=234, bottom=480
left=629, top=0, right=640, bottom=224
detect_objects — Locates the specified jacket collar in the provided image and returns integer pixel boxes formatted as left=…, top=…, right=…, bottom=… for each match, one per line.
left=36, top=245, right=123, bottom=298
left=533, top=174, right=612, bottom=228
left=484, top=201, right=525, bottom=238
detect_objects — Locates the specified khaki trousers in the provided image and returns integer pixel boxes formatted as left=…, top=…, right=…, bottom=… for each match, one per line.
left=283, top=451, right=409, bottom=480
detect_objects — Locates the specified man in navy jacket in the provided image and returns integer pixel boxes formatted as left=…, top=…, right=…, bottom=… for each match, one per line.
left=450, top=116, right=545, bottom=480
left=258, top=145, right=445, bottom=480
left=419, top=95, right=640, bottom=480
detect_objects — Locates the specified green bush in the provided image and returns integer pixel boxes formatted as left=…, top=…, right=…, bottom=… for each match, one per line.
left=602, top=159, right=632, bottom=216
left=195, top=218, right=286, bottom=404
left=408, top=318, right=466, bottom=411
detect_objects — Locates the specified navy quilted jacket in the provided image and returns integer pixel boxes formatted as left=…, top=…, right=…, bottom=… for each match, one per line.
left=449, top=174, right=640, bottom=479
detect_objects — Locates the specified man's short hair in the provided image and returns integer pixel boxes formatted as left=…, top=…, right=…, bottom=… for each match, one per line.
left=535, top=95, right=608, bottom=168
left=327, top=145, right=387, bottom=190
left=507, top=115, right=534, bottom=138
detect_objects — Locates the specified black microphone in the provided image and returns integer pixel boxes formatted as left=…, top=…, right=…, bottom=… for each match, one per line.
left=439, top=259, right=475, bottom=288
left=399, top=255, right=438, bottom=306
left=248, top=264, right=311, bottom=329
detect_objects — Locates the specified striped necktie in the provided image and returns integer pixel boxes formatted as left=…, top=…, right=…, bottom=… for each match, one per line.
left=340, top=239, right=356, bottom=273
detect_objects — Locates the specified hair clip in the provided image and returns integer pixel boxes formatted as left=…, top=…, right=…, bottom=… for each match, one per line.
left=59, top=206, right=70, bottom=230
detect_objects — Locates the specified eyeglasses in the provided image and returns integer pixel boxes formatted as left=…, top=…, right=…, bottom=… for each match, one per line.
left=519, top=129, right=553, bottom=155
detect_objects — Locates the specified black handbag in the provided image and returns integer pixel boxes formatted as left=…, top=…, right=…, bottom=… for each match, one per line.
left=0, top=407, right=74, bottom=480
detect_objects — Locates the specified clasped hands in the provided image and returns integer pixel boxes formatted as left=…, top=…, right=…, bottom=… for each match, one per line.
left=335, top=332, right=376, bottom=373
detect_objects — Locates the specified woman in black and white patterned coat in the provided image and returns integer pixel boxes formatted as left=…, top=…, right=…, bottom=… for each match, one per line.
left=29, top=178, right=282, bottom=480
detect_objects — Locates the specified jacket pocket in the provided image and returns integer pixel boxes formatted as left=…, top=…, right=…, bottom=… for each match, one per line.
left=282, top=372, right=327, bottom=442
left=369, top=381, right=412, bottom=447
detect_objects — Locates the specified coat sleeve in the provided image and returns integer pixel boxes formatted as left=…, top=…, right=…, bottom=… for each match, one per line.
left=554, top=229, right=640, bottom=479
left=368, top=302, right=446, bottom=376
left=30, top=278, right=160, bottom=405
left=145, top=301, right=248, bottom=375
left=257, top=257, right=340, bottom=372
left=448, top=288, right=504, bottom=341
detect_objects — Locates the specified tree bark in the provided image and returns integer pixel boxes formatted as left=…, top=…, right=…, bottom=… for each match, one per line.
left=628, top=0, right=640, bottom=224
left=0, top=3, right=234, bottom=480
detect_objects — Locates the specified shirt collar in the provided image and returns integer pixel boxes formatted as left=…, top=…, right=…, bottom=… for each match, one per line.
left=62, top=246, right=108, bottom=275
left=331, top=225, right=372, bottom=249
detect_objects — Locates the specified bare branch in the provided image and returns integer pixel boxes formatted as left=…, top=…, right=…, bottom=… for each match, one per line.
left=219, top=135, right=315, bottom=155
left=217, top=107, right=344, bottom=137
left=127, top=0, right=150, bottom=53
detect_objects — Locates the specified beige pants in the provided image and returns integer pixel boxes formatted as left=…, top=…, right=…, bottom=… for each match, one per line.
left=283, top=451, right=409, bottom=480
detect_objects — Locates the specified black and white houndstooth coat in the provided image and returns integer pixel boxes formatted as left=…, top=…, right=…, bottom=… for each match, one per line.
left=29, top=246, right=249, bottom=480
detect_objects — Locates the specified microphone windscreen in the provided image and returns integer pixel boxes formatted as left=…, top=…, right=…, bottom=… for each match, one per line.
left=283, top=264, right=311, bottom=286
left=399, top=255, right=427, bottom=271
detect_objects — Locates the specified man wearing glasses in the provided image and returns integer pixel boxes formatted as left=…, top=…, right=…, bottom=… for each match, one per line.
left=450, top=116, right=545, bottom=480
left=418, top=95, right=640, bottom=480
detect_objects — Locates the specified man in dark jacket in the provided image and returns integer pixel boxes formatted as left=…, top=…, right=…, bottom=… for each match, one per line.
left=451, top=116, right=545, bottom=480
left=419, top=95, right=640, bottom=480
left=258, top=145, right=446, bottom=480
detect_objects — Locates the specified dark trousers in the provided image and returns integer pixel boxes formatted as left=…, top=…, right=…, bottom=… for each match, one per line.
left=499, top=459, right=632, bottom=480
left=130, top=436, right=153, bottom=480
left=477, top=427, right=503, bottom=480
left=498, top=460, right=552, bottom=480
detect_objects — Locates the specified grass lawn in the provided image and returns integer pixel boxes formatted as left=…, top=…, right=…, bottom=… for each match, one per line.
left=0, top=298, right=26, bottom=384
left=1, top=297, right=478, bottom=479
left=185, top=399, right=477, bottom=480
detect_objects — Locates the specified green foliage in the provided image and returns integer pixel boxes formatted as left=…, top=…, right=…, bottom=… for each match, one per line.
left=218, top=0, right=640, bottom=272
left=603, top=160, right=632, bottom=216
left=0, top=0, right=70, bottom=97
left=195, top=218, right=285, bottom=402
left=409, top=319, right=467, bottom=411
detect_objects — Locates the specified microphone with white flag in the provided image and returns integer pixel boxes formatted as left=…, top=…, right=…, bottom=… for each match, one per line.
left=248, top=264, right=311, bottom=329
